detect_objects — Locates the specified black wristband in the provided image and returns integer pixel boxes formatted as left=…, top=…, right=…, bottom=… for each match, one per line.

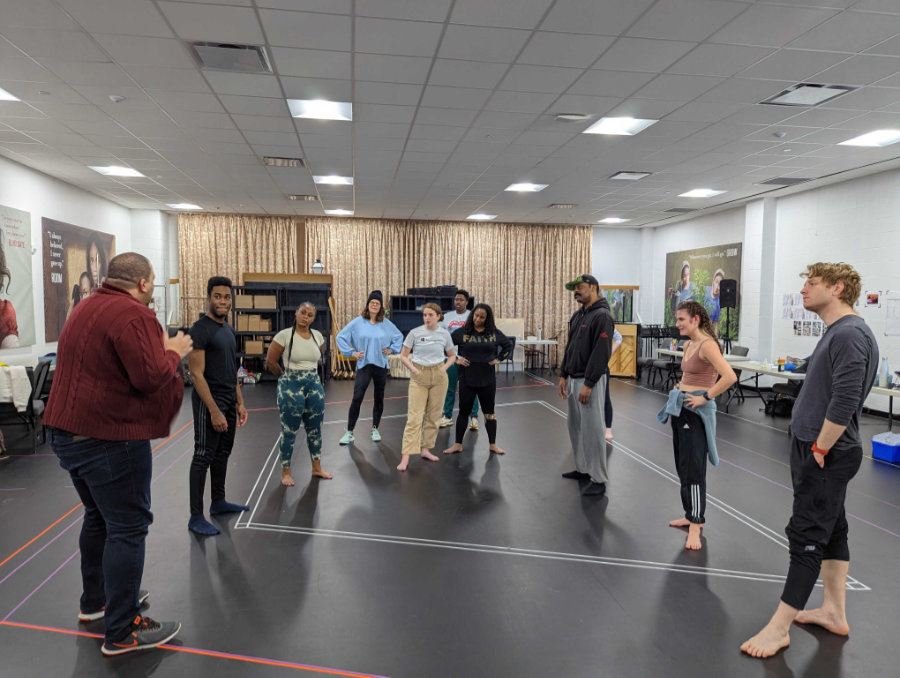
left=702, top=391, right=711, bottom=400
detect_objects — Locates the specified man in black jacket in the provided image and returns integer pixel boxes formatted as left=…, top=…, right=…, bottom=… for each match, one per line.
left=558, top=274, right=615, bottom=496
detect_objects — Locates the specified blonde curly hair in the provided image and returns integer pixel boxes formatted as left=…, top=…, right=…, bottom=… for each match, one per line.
left=801, top=262, right=861, bottom=306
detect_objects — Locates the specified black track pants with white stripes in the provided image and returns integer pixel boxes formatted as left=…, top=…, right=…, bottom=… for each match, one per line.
left=670, top=406, right=709, bottom=524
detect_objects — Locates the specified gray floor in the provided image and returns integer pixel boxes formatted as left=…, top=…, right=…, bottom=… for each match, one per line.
left=0, top=371, right=898, bottom=677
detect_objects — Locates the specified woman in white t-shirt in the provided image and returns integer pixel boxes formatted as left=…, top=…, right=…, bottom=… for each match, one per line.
left=265, top=302, right=329, bottom=487
left=397, top=303, right=456, bottom=471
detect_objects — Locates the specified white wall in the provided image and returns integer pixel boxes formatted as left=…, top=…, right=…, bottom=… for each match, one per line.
left=0, top=155, right=170, bottom=364
left=591, top=227, right=642, bottom=285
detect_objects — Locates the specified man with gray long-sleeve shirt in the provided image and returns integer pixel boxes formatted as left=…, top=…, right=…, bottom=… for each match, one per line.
left=743, top=262, right=878, bottom=659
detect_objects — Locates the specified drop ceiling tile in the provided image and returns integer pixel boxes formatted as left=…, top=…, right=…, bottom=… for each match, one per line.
left=473, top=110, right=539, bottom=129
left=484, top=90, right=558, bottom=114
left=355, top=54, right=432, bottom=86
left=357, top=0, right=452, bottom=22
left=833, top=110, right=900, bottom=131
left=70, top=84, right=154, bottom=108
left=218, top=95, right=286, bottom=116
left=0, top=130, right=38, bottom=144
left=605, top=98, right=687, bottom=119
left=354, top=103, right=417, bottom=124
left=14, top=101, right=86, bottom=120
left=428, top=60, right=508, bottom=90
left=259, top=10, right=351, bottom=50
left=1, top=0, right=82, bottom=30
left=170, top=110, right=237, bottom=129
left=94, top=35, right=196, bottom=67
left=6, top=81, right=87, bottom=105
left=698, top=77, right=793, bottom=105
left=2, top=28, right=110, bottom=61
left=438, top=25, right=531, bottom=63
left=56, top=0, right=173, bottom=37
left=777, top=108, right=860, bottom=127
left=542, top=0, right=656, bottom=35
left=449, top=0, right=552, bottom=30
left=149, top=90, right=225, bottom=113
left=788, top=10, right=900, bottom=52
left=353, top=121, right=411, bottom=138
left=709, top=5, right=838, bottom=48
left=632, top=74, right=724, bottom=100
left=592, top=38, right=697, bottom=73
left=205, top=72, right=282, bottom=97
left=157, top=2, right=264, bottom=43
left=355, top=81, right=423, bottom=106
left=420, top=85, right=491, bottom=109
left=499, top=65, right=581, bottom=93
left=356, top=17, right=444, bottom=57
left=121, top=66, right=210, bottom=92
left=0, top=58, right=55, bottom=83
left=666, top=101, right=746, bottom=123
left=280, top=77, right=352, bottom=101
left=242, top=130, right=300, bottom=146
left=519, top=32, right=615, bottom=69
left=739, top=49, right=848, bottom=81
left=230, top=113, right=293, bottom=132
left=813, top=55, right=900, bottom=86
left=271, top=47, right=351, bottom=79
left=818, top=86, right=900, bottom=110
left=638, top=0, right=751, bottom=41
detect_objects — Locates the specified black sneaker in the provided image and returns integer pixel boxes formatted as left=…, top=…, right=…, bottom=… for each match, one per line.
left=561, top=470, right=590, bottom=480
left=101, top=615, right=181, bottom=656
left=582, top=481, right=607, bottom=496
left=79, top=589, right=150, bottom=622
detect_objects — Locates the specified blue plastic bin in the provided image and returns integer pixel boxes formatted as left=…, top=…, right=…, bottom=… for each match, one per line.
left=872, top=432, right=900, bottom=462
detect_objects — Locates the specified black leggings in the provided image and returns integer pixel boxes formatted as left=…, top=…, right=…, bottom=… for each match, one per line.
left=456, top=380, right=497, bottom=444
left=781, top=437, right=862, bottom=610
left=603, top=368, right=613, bottom=426
left=347, top=364, right=388, bottom=430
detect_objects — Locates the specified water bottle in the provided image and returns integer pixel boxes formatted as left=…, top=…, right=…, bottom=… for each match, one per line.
left=880, top=356, right=890, bottom=388
left=537, top=328, right=542, bottom=340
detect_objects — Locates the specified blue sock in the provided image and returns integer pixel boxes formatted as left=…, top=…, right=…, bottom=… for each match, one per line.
left=209, top=499, right=250, bottom=515
left=188, top=514, right=219, bottom=535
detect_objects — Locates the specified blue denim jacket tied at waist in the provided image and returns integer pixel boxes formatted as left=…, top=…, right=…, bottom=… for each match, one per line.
left=657, top=389, right=719, bottom=466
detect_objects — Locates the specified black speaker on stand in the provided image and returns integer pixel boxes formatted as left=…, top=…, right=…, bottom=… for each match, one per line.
left=719, top=279, right=737, bottom=353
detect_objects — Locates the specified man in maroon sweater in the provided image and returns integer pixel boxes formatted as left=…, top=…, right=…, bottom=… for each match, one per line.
left=44, top=252, right=193, bottom=656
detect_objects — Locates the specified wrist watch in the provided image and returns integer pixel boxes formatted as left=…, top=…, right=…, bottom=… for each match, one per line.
left=701, top=391, right=711, bottom=400
left=811, top=442, right=830, bottom=456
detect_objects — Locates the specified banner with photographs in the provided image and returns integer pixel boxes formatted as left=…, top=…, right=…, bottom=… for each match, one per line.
left=600, top=286, right=636, bottom=323
left=42, top=218, right=116, bottom=342
left=664, top=242, right=742, bottom=340
left=0, top=205, right=35, bottom=349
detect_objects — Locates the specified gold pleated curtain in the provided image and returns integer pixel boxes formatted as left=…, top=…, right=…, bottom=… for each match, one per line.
left=177, top=214, right=297, bottom=322
left=305, top=217, right=591, bottom=352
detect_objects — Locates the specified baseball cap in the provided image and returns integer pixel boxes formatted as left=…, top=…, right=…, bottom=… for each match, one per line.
left=565, top=274, right=599, bottom=291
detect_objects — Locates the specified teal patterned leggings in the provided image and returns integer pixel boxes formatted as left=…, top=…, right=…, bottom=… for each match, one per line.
left=276, top=370, right=326, bottom=467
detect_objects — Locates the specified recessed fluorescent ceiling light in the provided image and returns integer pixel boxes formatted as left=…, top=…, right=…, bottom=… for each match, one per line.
left=761, top=83, right=855, bottom=107
left=582, top=117, right=657, bottom=135
left=505, top=182, right=548, bottom=192
left=610, top=171, right=651, bottom=181
left=167, top=203, right=202, bottom=210
left=0, top=87, right=21, bottom=101
left=89, top=165, right=145, bottom=177
left=599, top=217, right=630, bottom=224
left=313, top=175, right=353, bottom=185
left=467, top=213, right=497, bottom=220
left=838, top=129, right=900, bottom=147
left=555, top=113, right=591, bottom=121
left=287, top=99, right=352, bottom=121
left=679, top=189, right=726, bottom=198
left=325, top=209, right=354, bottom=215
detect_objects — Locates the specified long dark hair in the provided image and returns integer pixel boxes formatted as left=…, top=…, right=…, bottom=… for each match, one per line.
left=86, top=237, right=108, bottom=288
left=0, top=238, right=10, bottom=294
left=361, top=302, right=385, bottom=322
left=463, top=302, right=496, bottom=335
left=677, top=300, right=721, bottom=350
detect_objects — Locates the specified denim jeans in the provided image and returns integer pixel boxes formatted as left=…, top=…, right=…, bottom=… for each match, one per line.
left=48, top=428, right=153, bottom=643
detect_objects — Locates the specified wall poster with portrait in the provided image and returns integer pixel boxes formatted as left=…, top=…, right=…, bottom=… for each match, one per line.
left=0, top=204, right=35, bottom=349
left=42, top=217, right=116, bottom=342
left=664, top=243, right=742, bottom=341
left=599, top=286, right=636, bottom=323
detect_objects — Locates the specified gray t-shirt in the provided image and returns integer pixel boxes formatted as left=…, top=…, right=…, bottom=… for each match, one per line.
left=403, top=326, right=454, bottom=366
left=792, top=314, right=878, bottom=449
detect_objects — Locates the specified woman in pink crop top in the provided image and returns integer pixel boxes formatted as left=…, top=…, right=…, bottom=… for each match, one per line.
left=669, top=301, right=737, bottom=550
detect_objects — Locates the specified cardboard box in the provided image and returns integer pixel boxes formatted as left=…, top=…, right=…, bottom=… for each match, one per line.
left=234, top=294, right=254, bottom=309
left=237, top=315, right=250, bottom=331
left=259, top=318, right=272, bottom=332
left=254, top=295, right=277, bottom=309
left=248, top=315, right=262, bottom=331
left=245, top=340, right=264, bottom=355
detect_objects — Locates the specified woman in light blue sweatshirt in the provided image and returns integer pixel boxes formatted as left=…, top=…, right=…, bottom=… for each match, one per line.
left=336, top=290, right=403, bottom=444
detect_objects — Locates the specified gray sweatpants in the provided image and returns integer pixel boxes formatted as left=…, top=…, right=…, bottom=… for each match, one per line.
left=566, top=375, right=609, bottom=483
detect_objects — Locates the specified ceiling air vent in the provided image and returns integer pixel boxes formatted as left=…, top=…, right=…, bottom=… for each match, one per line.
left=263, top=156, right=304, bottom=168
left=664, top=208, right=696, bottom=213
left=191, top=42, right=272, bottom=74
left=758, top=177, right=813, bottom=186
left=760, top=83, right=855, bottom=107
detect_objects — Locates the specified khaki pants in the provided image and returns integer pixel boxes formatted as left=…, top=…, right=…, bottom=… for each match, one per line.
left=401, top=364, right=449, bottom=456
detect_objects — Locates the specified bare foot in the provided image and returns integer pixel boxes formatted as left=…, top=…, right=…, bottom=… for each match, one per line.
left=685, top=523, right=703, bottom=550
left=669, top=517, right=691, bottom=528
left=795, top=607, right=850, bottom=635
left=397, top=455, right=409, bottom=472
left=311, top=466, right=333, bottom=480
left=443, top=444, right=463, bottom=455
left=741, top=624, right=791, bottom=658
left=281, top=468, right=295, bottom=487
left=489, top=445, right=506, bottom=455
left=421, top=449, right=440, bottom=462
left=605, top=429, right=614, bottom=440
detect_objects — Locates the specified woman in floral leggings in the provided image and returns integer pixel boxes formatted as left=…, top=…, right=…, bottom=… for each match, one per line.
left=265, top=302, right=328, bottom=487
